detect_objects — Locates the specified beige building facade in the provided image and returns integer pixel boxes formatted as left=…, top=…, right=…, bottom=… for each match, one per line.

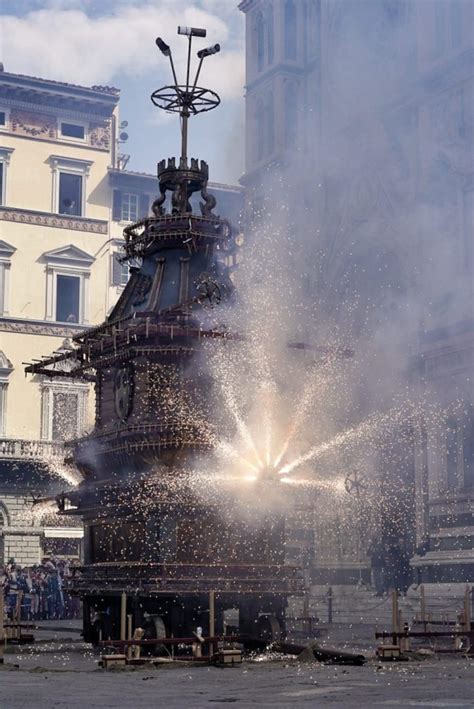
left=0, top=71, right=123, bottom=564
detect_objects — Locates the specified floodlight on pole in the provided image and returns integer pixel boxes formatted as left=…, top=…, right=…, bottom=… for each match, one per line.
left=193, top=45, right=221, bottom=95
left=155, top=36, right=179, bottom=87
left=156, top=37, right=170, bottom=56
left=197, top=44, right=220, bottom=59
left=178, top=26, right=207, bottom=37
left=151, top=25, right=221, bottom=162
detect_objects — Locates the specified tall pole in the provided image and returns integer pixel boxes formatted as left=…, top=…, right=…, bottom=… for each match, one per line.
left=185, top=34, right=192, bottom=92
left=181, top=108, right=189, bottom=162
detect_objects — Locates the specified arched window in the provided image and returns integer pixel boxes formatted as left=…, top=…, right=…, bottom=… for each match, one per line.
left=256, top=11, right=265, bottom=71
left=266, top=91, right=275, bottom=156
left=284, top=82, right=298, bottom=148
left=284, top=0, right=297, bottom=60
left=267, top=5, right=274, bottom=65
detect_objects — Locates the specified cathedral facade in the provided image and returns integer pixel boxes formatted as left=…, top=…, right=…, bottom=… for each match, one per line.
left=239, top=0, right=474, bottom=588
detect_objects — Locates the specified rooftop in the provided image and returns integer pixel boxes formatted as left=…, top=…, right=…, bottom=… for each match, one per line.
left=0, top=69, right=120, bottom=115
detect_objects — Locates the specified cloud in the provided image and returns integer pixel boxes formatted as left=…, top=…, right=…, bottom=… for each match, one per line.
left=1, top=2, right=244, bottom=100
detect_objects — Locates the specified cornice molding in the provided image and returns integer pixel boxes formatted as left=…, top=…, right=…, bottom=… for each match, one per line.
left=0, top=206, right=108, bottom=234
left=0, top=96, right=112, bottom=122
left=0, top=316, right=86, bottom=337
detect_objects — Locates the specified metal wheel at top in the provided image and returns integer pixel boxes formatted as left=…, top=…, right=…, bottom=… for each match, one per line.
left=151, top=85, right=220, bottom=115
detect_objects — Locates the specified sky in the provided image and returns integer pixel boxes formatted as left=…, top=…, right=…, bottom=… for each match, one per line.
left=1, top=0, right=246, bottom=184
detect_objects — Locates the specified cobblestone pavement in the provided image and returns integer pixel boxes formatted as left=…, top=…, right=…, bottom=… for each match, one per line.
left=1, top=622, right=473, bottom=708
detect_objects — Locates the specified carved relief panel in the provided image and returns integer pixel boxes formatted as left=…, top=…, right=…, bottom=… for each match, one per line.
left=10, top=109, right=57, bottom=139
left=89, top=121, right=111, bottom=150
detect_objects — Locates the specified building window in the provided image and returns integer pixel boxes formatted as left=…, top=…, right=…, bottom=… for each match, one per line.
left=450, top=1, right=463, bottom=47
left=112, top=190, right=150, bottom=222
left=0, top=111, right=6, bottom=127
left=111, top=251, right=130, bottom=287
left=433, top=2, right=446, bottom=58
left=284, top=82, right=298, bottom=148
left=256, top=100, right=265, bottom=161
left=0, top=383, right=7, bottom=437
left=49, top=155, right=92, bottom=217
left=0, top=351, right=13, bottom=438
left=52, top=391, right=79, bottom=441
left=58, top=172, right=83, bottom=216
left=307, top=1, right=320, bottom=58
left=56, top=274, right=80, bottom=323
left=41, top=382, right=88, bottom=442
left=60, top=121, right=86, bottom=141
left=462, top=405, right=474, bottom=488
left=0, top=147, right=14, bottom=206
left=121, top=193, right=138, bottom=222
left=463, top=189, right=473, bottom=272
left=42, top=244, right=95, bottom=325
left=256, top=11, right=265, bottom=72
left=0, top=240, right=15, bottom=316
left=284, top=0, right=297, bottom=60
left=267, top=6, right=274, bottom=65
left=266, top=91, right=275, bottom=156
left=446, top=417, right=462, bottom=489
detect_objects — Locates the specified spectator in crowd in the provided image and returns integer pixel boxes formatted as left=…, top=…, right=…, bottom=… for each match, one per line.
left=1, top=557, right=80, bottom=620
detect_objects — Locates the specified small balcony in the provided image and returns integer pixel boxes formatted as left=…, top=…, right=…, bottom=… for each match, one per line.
left=0, top=438, right=64, bottom=462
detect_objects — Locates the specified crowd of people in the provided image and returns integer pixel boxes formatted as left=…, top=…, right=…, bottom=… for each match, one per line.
left=1, top=558, right=81, bottom=620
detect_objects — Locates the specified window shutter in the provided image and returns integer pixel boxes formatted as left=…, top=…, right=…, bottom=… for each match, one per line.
left=110, top=253, right=123, bottom=286
left=138, top=193, right=150, bottom=219
left=112, top=190, right=123, bottom=221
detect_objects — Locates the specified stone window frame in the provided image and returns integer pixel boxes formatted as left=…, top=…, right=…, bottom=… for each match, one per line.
left=0, top=147, right=14, bottom=206
left=49, top=155, right=93, bottom=217
left=42, top=245, right=95, bottom=325
left=0, top=351, right=13, bottom=438
left=40, top=379, right=89, bottom=442
left=0, top=107, right=9, bottom=130
left=0, top=240, right=16, bottom=316
left=58, top=118, right=88, bottom=144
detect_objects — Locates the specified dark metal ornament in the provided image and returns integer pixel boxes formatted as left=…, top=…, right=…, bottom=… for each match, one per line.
left=114, top=364, right=134, bottom=421
left=195, top=276, right=222, bottom=307
left=150, top=85, right=220, bottom=115
left=344, top=470, right=367, bottom=495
